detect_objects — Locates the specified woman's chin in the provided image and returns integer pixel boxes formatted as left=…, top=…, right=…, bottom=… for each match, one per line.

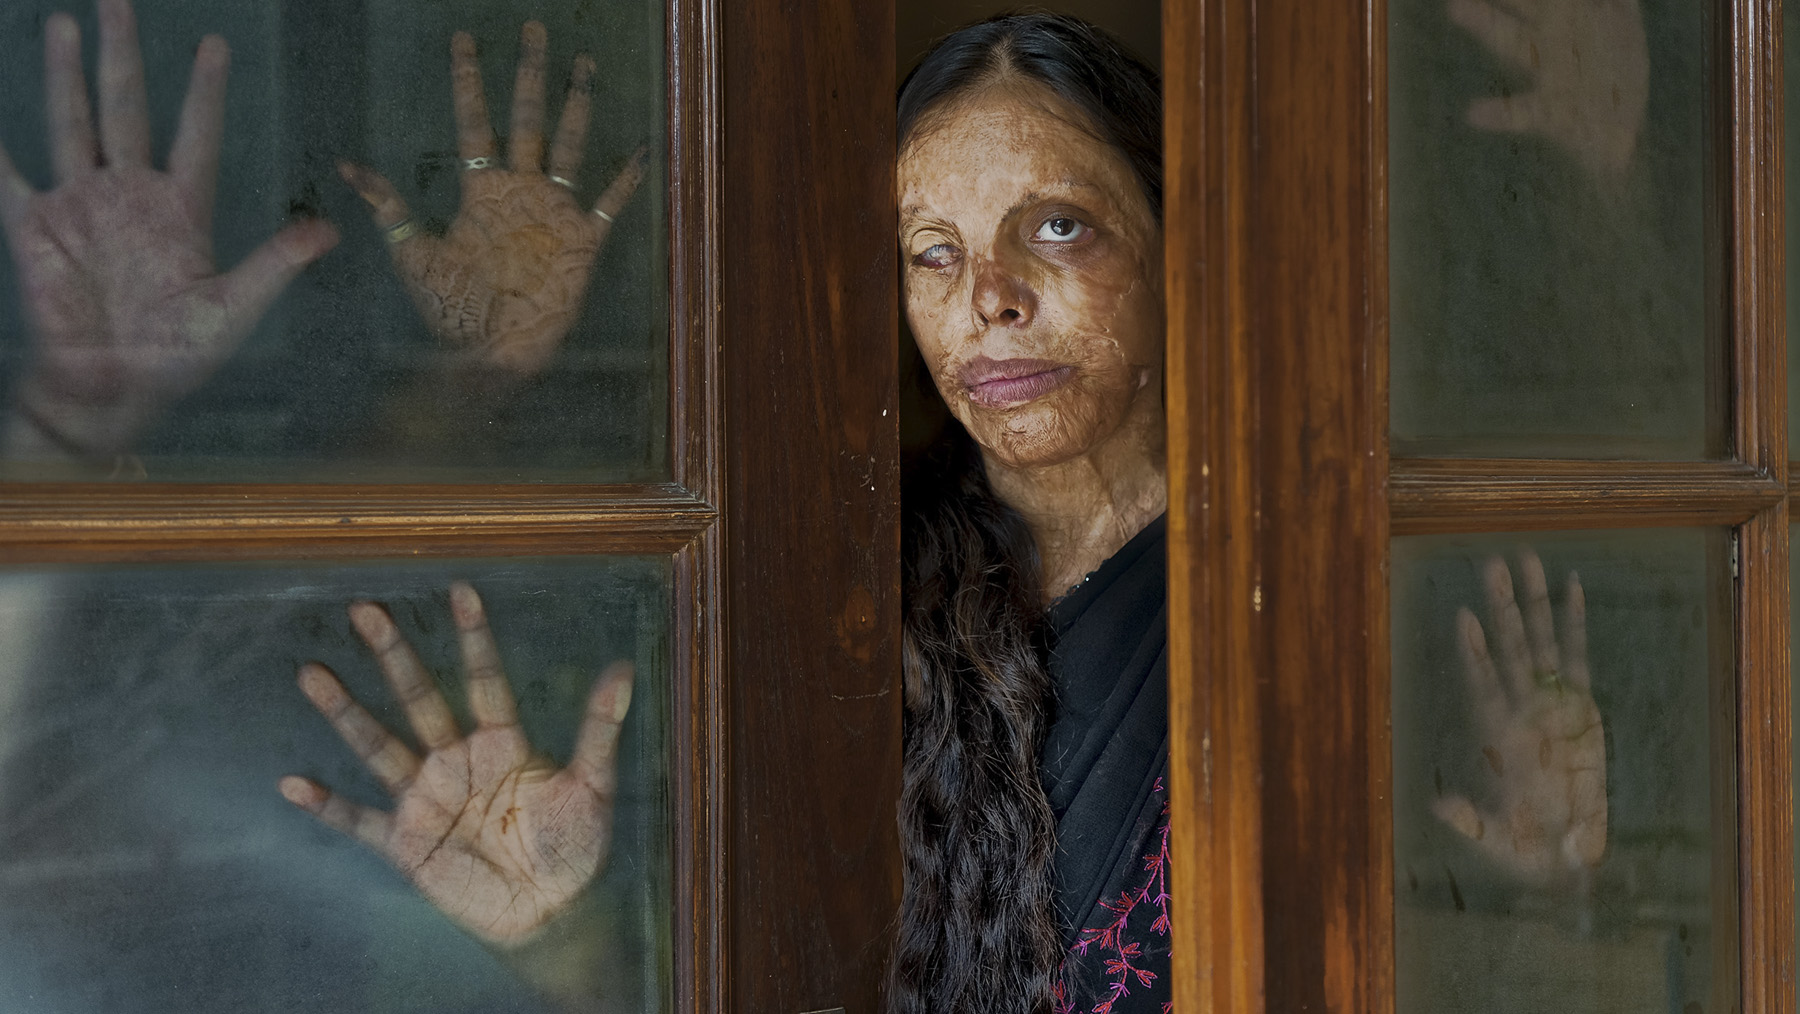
left=964, top=404, right=1109, bottom=471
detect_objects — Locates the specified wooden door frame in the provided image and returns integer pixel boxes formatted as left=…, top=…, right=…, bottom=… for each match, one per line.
left=1165, top=1, right=1793, bottom=1012
left=1165, top=0, right=1390, bottom=1010
left=717, top=0, right=902, bottom=1011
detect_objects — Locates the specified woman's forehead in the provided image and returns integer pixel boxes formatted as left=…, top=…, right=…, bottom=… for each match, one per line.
left=896, top=85, right=1138, bottom=216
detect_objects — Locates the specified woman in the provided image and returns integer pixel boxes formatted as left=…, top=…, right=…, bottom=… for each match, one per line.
left=888, top=13, right=1608, bottom=1014
left=890, top=15, right=1171, bottom=1013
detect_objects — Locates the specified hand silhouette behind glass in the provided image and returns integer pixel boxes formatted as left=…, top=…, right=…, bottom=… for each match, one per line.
left=0, top=0, right=339, bottom=459
left=1433, top=551, right=1608, bottom=883
left=1450, top=0, right=1650, bottom=180
left=280, top=582, right=635, bottom=947
left=340, top=22, right=646, bottom=379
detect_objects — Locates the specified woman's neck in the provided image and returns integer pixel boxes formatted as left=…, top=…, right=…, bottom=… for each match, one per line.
left=982, top=388, right=1167, bottom=604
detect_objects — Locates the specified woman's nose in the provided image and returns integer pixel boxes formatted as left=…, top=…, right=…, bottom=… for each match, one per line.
left=969, top=260, right=1037, bottom=329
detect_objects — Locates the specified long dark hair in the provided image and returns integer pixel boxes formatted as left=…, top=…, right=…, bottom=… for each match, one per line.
left=892, top=13, right=1162, bottom=1014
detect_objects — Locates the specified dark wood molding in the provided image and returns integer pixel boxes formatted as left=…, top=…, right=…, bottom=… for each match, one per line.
left=717, top=0, right=902, bottom=1009
left=1730, top=0, right=1788, bottom=483
left=0, top=483, right=715, bottom=562
left=1366, top=0, right=1397, bottom=1009
left=1737, top=505, right=1792, bottom=1014
left=1391, top=459, right=1785, bottom=534
left=1163, top=0, right=1267, bottom=1010
left=670, top=0, right=722, bottom=511
left=672, top=528, right=727, bottom=1014
left=667, top=0, right=724, bottom=1009
left=1728, top=0, right=1791, bottom=1010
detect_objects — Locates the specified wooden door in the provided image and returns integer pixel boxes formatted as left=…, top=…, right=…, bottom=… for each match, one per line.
left=1165, top=1, right=1793, bottom=1012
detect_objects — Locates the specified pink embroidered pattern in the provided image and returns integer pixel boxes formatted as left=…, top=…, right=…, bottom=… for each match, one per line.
left=1055, top=778, right=1173, bottom=1014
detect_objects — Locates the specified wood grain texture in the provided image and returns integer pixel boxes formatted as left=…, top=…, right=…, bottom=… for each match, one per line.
left=1366, top=2, right=1397, bottom=1008
left=1162, top=0, right=1267, bottom=1012
left=667, top=1, right=725, bottom=1010
left=1172, top=0, right=1793, bottom=1010
left=1251, top=1, right=1389, bottom=1010
left=1165, top=0, right=1389, bottom=1009
left=1737, top=507, right=1792, bottom=1014
left=1731, top=0, right=1787, bottom=482
left=1728, top=1, right=1792, bottom=1011
left=670, top=0, right=721, bottom=509
left=1391, top=459, right=1785, bottom=534
left=718, top=0, right=902, bottom=1011
left=673, top=529, right=726, bottom=1014
left=0, top=483, right=714, bottom=562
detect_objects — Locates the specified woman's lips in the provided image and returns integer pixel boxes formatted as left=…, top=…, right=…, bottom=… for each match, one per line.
left=959, top=357, right=1075, bottom=408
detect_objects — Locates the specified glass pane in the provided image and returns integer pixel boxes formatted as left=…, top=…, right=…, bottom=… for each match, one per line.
left=0, top=0, right=667, bottom=482
left=1388, top=0, right=1717, bottom=458
left=1392, top=530, right=1734, bottom=1013
left=0, top=556, right=671, bottom=1011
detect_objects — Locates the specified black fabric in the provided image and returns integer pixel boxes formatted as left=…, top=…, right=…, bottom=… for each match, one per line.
left=1040, top=515, right=1172, bottom=1012
left=1042, top=514, right=1169, bottom=940
left=1052, top=762, right=1170, bottom=1014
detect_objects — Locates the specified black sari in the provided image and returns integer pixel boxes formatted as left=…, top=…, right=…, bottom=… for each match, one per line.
left=1044, top=516, right=1172, bottom=1014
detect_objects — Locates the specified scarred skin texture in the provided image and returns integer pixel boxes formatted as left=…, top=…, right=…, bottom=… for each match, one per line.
left=341, top=22, right=646, bottom=379
left=897, top=79, right=1168, bottom=600
left=899, top=80, right=1605, bottom=883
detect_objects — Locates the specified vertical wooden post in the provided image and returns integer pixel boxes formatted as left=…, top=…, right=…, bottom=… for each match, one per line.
left=1163, top=0, right=1266, bottom=1010
left=1729, top=2, right=1792, bottom=1011
left=718, top=0, right=903, bottom=1010
left=1165, top=0, right=1389, bottom=1010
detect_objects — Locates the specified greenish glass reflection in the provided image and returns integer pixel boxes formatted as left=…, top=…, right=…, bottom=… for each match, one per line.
left=0, top=0, right=667, bottom=481
left=1392, top=530, right=1733, bottom=1014
left=1389, top=0, right=1716, bottom=458
left=0, top=556, right=671, bottom=1012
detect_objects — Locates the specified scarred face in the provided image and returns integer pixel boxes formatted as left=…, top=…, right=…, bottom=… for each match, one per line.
left=898, top=80, right=1164, bottom=470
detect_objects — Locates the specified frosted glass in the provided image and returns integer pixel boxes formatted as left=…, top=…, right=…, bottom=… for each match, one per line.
left=0, top=556, right=671, bottom=1012
left=0, top=0, right=667, bottom=481
left=1392, top=530, right=1732, bottom=1013
left=1389, top=0, right=1717, bottom=458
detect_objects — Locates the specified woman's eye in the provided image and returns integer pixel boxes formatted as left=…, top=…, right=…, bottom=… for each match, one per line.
left=1033, top=217, right=1090, bottom=243
left=915, top=243, right=960, bottom=269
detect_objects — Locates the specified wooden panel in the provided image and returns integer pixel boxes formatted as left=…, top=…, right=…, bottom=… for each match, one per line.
left=1391, top=459, right=1784, bottom=534
left=717, top=0, right=902, bottom=1010
left=1250, top=0, right=1390, bottom=1010
left=1165, top=0, right=1389, bottom=1009
left=1162, top=0, right=1266, bottom=1011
